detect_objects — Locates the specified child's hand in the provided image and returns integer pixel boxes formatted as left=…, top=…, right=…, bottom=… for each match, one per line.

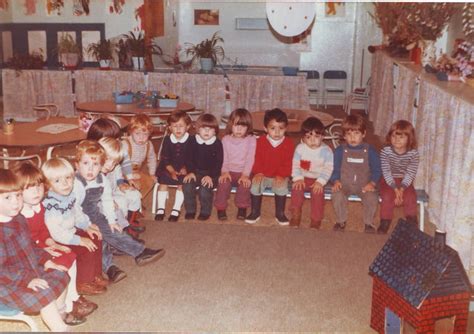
left=27, top=278, right=49, bottom=291
left=80, top=237, right=98, bottom=252
left=201, top=176, right=213, bottom=188
left=87, top=225, right=102, bottom=240
left=292, top=179, right=305, bottom=191
left=252, top=173, right=264, bottom=186
left=332, top=180, right=342, bottom=192
left=238, top=175, right=251, bottom=188
left=219, top=172, right=231, bottom=184
left=362, top=182, right=376, bottom=193
left=44, top=260, right=68, bottom=272
left=44, top=246, right=61, bottom=257
left=129, top=178, right=141, bottom=190
left=110, top=223, right=123, bottom=233
left=54, top=244, right=71, bottom=253
left=394, top=188, right=404, bottom=206
left=184, top=173, right=196, bottom=183
left=274, top=176, right=285, bottom=188
left=311, top=181, right=324, bottom=194
left=119, top=183, right=131, bottom=192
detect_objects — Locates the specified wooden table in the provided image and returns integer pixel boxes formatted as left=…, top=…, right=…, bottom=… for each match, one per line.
left=251, top=109, right=335, bottom=133
left=76, top=100, right=195, bottom=117
left=0, top=117, right=86, bottom=149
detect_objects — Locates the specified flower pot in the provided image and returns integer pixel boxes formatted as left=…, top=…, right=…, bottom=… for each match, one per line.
left=421, top=40, right=436, bottom=67
left=99, top=59, right=111, bottom=70
left=3, top=122, right=14, bottom=135
left=200, top=58, right=214, bottom=72
left=59, top=53, right=79, bottom=69
left=410, top=47, right=422, bottom=65
left=132, top=56, right=145, bottom=71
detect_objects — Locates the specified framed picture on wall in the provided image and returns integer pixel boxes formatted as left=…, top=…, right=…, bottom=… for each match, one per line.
left=194, top=9, right=219, bottom=25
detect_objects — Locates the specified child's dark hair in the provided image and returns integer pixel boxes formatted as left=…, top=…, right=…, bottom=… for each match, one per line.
left=225, top=108, right=253, bottom=136
left=196, top=113, right=219, bottom=134
left=264, top=108, right=288, bottom=127
left=87, top=118, right=122, bottom=140
left=301, top=117, right=325, bottom=135
left=0, top=168, right=21, bottom=194
left=13, top=162, right=45, bottom=190
left=342, top=114, right=366, bottom=135
left=167, top=110, right=192, bottom=126
left=385, top=119, right=417, bottom=150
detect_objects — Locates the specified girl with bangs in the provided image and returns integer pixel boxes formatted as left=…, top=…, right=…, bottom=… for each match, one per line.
left=377, top=120, right=420, bottom=234
left=214, top=108, right=256, bottom=221
left=0, top=168, right=70, bottom=331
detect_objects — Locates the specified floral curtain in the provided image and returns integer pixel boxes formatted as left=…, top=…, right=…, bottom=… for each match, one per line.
left=228, top=74, right=309, bottom=112
left=369, top=51, right=474, bottom=281
left=2, top=69, right=74, bottom=120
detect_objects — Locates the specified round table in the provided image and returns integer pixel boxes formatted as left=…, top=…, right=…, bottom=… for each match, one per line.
left=251, top=109, right=335, bottom=133
left=76, top=100, right=195, bottom=117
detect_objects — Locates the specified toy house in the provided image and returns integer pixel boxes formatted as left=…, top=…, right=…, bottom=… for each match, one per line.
left=369, top=220, right=472, bottom=333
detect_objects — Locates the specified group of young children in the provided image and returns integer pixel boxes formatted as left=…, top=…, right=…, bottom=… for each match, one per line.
left=0, top=107, right=419, bottom=331
left=150, top=108, right=419, bottom=234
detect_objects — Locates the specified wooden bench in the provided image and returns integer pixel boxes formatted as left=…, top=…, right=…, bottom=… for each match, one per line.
left=151, top=184, right=429, bottom=231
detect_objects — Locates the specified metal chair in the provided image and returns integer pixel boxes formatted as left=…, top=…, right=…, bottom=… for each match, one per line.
left=323, top=70, right=347, bottom=108
left=345, top=77, right=371, bottom=115
left=0, top=150, right=42, bottom=169
left=33, top=104, right=59, bottom=120
left=300, top=70, right=322, bottom=107
left=0, top=304, right=39, bottom=331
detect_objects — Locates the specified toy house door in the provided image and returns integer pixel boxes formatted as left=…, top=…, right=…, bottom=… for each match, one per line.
left=385, top=308, right=401, bottom=334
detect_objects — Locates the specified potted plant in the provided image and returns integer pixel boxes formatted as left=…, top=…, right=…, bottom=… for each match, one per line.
left=7, top=51, right=45, bottom=75
left=121, top=31, right=162, bottom=70
left=87, top=38, right=115, bottom=70
left=184, top=31, right=225, bottom=72
left=56, top=33, right=81, bottom=69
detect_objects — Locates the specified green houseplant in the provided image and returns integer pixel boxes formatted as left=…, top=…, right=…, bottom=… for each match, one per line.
left=184, top=31, right=225, bottom=72
left=121, top=31, right=162, bottom=70
left=7, top=51, right=45, bottom=76
left=56, top=33, right=81, bottom=69
left=87, top=38, right=115, bottom=69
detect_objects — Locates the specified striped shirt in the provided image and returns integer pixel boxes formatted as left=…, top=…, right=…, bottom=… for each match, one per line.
left=122, top=137, right=157, bottom=176
left=380, top=146, right=419, bottom=188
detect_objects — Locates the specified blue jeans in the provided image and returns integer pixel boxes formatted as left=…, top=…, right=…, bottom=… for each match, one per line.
left=183, top=172, right=218, bottom=216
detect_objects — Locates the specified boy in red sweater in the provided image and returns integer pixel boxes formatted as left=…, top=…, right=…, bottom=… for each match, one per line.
left=245, top=108, right=294, bottom=225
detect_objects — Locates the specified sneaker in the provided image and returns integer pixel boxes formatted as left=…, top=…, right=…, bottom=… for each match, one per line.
left=245, top=212, right=260, bottom=224
left=185, top=212, right=195, bottom=220
left=77, top=282, right=106, bottom=296
left=310, top=220, right=322, bottom=229
left=377, top=219, right=392, bottom=234
left=106, top=265, right=127, bottom=283
left=72, top=296, right=98, bottom=318
left=124, top=225, right=146, bottom=233
left=364, top=224, right=376, bottom=234
left=154, top=209, right=165, bottom=221
left=93, top=275, right=109, bottom=287
left=217, top=210, right=227, bottom=221
left=62, top=312, right=86, bottom=326
left=276, top=215, right=290, bottom=226
left=236, top=208, right=247, bottom=220
left=135, top=248, right=166, bottom=266
left=198, top=213, right=210, bottom=221
left=333, top=222, right=346, bottom=231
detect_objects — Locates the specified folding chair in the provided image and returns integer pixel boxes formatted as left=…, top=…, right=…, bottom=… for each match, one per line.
left=0, top=150, right=42, bottom=169
left=282, top=66, right=299, bottom=76
left=33, top=104, right=59, bottom=120
left=345, top=77, right=371, bottom=115
left=300, top=70, right=322, bottom=107
left=323, top=70, right=347, bottom=108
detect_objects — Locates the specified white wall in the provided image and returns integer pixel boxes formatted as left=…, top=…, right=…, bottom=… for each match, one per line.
left=0, top=3, right=12, bottom=23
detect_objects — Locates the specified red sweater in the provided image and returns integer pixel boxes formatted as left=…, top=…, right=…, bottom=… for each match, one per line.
left=252, top=136, right=294, bottom=178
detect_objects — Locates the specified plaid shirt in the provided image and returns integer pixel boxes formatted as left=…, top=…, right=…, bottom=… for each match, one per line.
left=0, top=215, right=69, bottom=313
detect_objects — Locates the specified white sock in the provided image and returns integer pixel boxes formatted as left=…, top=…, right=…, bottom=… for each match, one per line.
left=65, top=261, right=80, bottom=312
left=172, top=190, right=184, bottom=215
left=157, top=191, right=168, bottom=212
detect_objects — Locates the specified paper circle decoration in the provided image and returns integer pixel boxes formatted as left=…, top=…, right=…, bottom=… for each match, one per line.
left=266, top=2, right=316, bottom=37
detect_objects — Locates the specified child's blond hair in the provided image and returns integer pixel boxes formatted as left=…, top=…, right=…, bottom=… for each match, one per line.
left=128, top=114, right=153, bottom=134
left=13, top=162, right=45, bottom=189
left=0, top=168, right=21, bottom=194
left=41, top=157, right=75, bottom=186
left=76, top=140, right=106, bottom=165
left=98, top=137, right=123, bottom=163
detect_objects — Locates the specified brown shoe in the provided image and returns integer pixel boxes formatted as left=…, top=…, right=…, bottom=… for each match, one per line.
left=63, top=312, right=86, bottom=326
left=77, top=282, right=106, bottom=296
left=310, top=220, right=322, bottom=229
left=72, top=296, right=98, bottom=318
left=93, top=275, right=109, bottom=287
left=289, top=208, right=302, bottom=227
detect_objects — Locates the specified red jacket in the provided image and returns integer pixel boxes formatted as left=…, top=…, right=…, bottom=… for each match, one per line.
left=252, top=136, right=294, bottom=178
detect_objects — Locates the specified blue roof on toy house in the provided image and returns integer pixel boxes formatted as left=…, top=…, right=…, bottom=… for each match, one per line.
left=369, top=220, right=472, bottom=309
